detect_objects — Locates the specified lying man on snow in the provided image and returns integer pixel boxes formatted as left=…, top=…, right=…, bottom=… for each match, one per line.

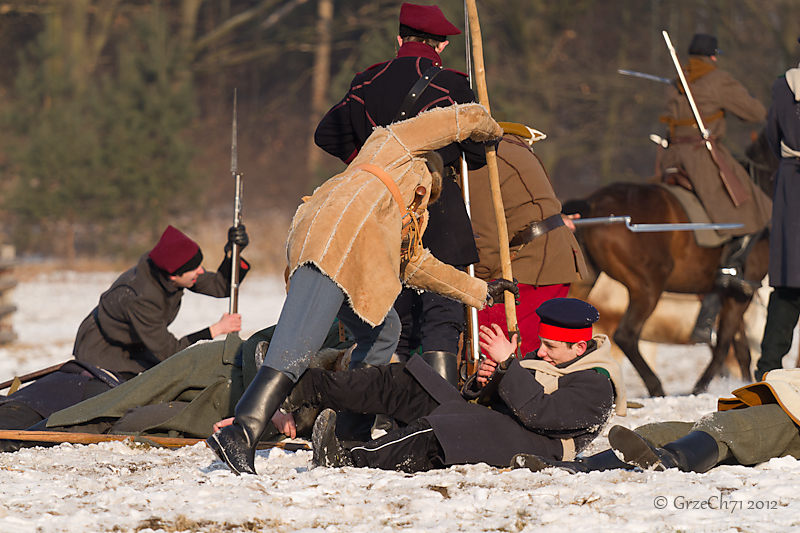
left=513, top=369, right=800, bottom=474
left=211, top=298, right=625, bottom=472
left=207, top=103, right=520, bottom=475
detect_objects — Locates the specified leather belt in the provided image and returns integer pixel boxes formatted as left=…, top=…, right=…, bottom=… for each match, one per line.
left=509, top=214, right=564, bottom=248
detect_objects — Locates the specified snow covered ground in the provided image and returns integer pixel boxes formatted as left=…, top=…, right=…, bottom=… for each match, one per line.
left=0, top=273, right=799, bottom=532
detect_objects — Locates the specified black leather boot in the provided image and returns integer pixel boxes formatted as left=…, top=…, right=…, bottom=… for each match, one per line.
left=206, top=366, right=294, bottom=475
left=609, top=425, right=719, bottom=473
left=312, top=409, right=353, bottom=468
left=715, top=234, right=759, bottom=298
left=690, top=291, right=721, bottom=345
left=421, top=351, right=459, bottom=386
left=511, top=449, right=635, bottom=473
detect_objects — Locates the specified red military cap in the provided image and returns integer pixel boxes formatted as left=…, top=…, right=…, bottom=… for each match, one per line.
left=399, top=3, right=461, bottom=39
left=148, top=225, right=203, bottom=275
left=536, top=298, right=599, bottom=343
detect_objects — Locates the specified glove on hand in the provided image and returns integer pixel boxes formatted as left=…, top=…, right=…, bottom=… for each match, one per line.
left=225, top=224, right=249, bottom=253
left=486, top=278, right=520, bottom=307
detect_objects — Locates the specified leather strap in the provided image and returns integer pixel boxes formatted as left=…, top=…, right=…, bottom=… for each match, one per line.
left=394, top=66, right=443, bottom=121
left=354, top=163, right=405, bottom=209
left=509, top=214, right=565, bottom=248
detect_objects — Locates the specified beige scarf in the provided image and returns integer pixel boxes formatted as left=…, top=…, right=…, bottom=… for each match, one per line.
left=519, top=334, right=626, bottom=416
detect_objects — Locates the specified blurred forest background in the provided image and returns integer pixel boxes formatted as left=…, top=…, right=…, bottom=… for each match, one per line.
left=0, top=0, right=798, bottom=274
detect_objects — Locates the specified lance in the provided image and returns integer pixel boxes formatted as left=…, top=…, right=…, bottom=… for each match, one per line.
left=229, top=89, right=244, bottom=315
left=465, top=0, right=521, bottom=355
left=0, top=429, right=310, bottom=451
left=661, top=30, right=750, bottom=207
left=572, top=215, right=743, bottom=233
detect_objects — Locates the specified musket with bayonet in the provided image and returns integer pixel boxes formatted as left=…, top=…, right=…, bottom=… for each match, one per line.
left=661, top=30, right=750, bottom=207
left=572, top=215, right=742, bottom=233
left=229, top=89, right=243, bottom=315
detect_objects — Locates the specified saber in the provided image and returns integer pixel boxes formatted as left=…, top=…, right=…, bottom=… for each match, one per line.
left=572, top=216, right=743, bottom=233
left=617, top=69, right=671, bottom=84
left=662, top=30, right=749, bottom=206
left=229, top=89, right=243, bottom=314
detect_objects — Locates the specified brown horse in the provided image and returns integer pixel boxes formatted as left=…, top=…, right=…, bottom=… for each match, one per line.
left=567, top=131, right=777, bottom=396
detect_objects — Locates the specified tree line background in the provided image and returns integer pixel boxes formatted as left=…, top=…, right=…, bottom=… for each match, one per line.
left=0, top=0, right=797, bottom=273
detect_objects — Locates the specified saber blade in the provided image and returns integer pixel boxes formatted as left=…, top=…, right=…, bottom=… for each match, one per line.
left=572, top=216, right=742, bottom=232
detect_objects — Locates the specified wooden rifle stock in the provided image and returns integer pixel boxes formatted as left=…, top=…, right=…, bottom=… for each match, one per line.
left=0, top=362, right=66, bottom=392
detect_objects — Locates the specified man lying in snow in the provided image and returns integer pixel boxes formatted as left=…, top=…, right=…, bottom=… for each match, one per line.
left=513, top=369, right=800, bottom=474
left=211, top=298, right=625, bottom=472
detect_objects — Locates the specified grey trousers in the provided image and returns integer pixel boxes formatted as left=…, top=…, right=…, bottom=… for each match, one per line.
left=263, top=265, right=401, bottom=381
left=635, top=404, right=800, bottom=466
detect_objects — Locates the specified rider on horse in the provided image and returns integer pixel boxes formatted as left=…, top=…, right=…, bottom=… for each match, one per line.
left=658, top=33, right=771, bottom=341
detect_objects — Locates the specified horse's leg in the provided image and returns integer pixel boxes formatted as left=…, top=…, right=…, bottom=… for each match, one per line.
left=730, top=321, right=753, bottom=381
left=614, top=285, right=665, bottom=397
left=693, top=294, right=751, bottom=393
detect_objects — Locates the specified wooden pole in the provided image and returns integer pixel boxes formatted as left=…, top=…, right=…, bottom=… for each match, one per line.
left=0, top=429, right=310, bottom=451
left=464, top=0, right=520, bottom=350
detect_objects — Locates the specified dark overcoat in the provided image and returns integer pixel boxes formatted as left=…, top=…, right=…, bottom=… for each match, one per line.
left=659, top=56, right=771, bottom=238
left=405, top=338, right=619, bottom=466
left=314, top=41, right=482, bottom=266
left=73, top=253, right=248, bottom=376
left=766, top=72, right=800, bottom=288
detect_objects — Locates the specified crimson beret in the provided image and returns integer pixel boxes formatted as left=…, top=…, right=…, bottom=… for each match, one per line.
left=148, top=225, right=203, bottom=275
left=399, top=3, right=461, bottom=38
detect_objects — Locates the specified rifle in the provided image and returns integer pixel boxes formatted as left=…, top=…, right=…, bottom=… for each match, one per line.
left=661, top=30, right=750, bottom=207
left=0, top=362, right=66, bottom=393
left=0, top=429, right=310, bottom=451
left=465, top=0, right=521, bottom=356
left=229, top=89, right=244, bottom=314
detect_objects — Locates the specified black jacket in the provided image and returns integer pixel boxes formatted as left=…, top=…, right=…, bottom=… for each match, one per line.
left=73, top=253, right=249, bottom=375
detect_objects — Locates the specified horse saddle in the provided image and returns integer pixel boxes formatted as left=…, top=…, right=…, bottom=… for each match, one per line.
left=658, top=183, right=728, bottom=248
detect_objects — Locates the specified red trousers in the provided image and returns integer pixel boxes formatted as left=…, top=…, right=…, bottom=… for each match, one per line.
left=477, top=283, right=570, bottom=357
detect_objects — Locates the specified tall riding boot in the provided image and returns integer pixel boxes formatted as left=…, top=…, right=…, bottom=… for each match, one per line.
left=715, top=234, right=759, bottom=297
left=690, top=291, right=721, bottom=345
left=609, top=425, right=719, bottom=473
left=206, top=366, right=294, bottom=475
left=421, top=351, right=459, bottom=387
left=511, top=449, right=635, bottom=473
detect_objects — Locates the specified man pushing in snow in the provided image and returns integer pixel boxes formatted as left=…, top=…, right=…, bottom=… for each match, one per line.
left=207, top=103, right=518, bottom=475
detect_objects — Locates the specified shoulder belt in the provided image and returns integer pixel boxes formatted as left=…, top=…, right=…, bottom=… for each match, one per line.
left=394, top=66, right=444, bottom=121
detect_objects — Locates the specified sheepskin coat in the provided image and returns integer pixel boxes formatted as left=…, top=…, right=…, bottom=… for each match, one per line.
left=289, top=103, right=503, bottom=326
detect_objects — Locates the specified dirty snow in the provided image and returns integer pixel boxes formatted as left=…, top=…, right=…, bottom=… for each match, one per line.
left=0, top=272, right=798, bottom=532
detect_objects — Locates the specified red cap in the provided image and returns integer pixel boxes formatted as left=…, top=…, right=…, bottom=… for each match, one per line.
left=399, top=3, right=461, bottom=37
left=148, top=225, right=202, bottom=275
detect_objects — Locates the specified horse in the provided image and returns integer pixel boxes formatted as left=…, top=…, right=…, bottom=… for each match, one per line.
left=567, top=130, right=778, bottom=397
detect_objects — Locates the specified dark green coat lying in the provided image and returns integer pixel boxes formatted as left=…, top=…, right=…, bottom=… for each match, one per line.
left=46, top=324, right=349, bottom=438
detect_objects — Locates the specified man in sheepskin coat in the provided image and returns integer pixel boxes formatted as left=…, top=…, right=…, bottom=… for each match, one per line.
left=207, top=103, right=518, bottom=475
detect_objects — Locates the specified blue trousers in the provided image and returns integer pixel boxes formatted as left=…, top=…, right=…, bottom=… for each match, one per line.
left=263, top=265, right=400, bottom=381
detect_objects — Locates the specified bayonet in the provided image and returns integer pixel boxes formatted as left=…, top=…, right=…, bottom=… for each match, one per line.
left=617, top=68, right=671, bottom=84
left=572, top=215, right=742, bottom=233
left=229, top=89, right=243, bottom=315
